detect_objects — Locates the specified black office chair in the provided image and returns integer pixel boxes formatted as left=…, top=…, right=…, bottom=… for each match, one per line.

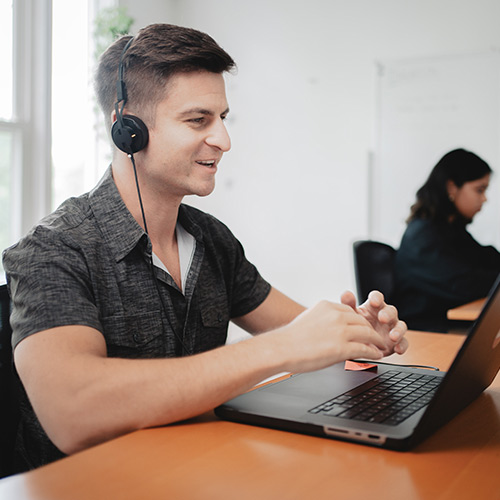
left=352, top=240, right=397, bottom=304
left=0, top=283, right=19, bottom=478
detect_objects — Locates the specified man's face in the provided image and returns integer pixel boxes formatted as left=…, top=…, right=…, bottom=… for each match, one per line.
left=138, top=70, right=231, bottom=201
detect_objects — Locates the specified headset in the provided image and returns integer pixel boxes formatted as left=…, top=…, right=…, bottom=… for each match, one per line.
left=111, top=36, right=193, bottom=356
left=111, top=37, right=149, bottom=154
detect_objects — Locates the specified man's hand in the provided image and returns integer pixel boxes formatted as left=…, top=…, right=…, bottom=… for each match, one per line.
left=340, top=290, right=408, bottom=356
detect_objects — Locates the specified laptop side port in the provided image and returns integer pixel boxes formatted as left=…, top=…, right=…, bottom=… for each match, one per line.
left=324, top=426, right=387, bottom=445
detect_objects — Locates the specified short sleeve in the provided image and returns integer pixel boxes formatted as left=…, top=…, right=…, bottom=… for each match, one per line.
left=3, top=225, right=102, bottom=349
left=226, top=237, right=271, bottom=318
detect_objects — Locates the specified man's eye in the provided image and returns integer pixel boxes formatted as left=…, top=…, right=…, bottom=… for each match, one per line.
left=188, top=117, right=205, bottom=124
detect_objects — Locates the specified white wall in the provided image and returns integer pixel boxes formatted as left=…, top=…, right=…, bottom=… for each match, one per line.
left=374, top=52, right=500, bottom=249
left=119, top=0, right=500, bottom=308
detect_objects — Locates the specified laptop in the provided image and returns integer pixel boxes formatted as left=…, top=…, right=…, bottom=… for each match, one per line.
left=215, top=276, right=500, bottom=450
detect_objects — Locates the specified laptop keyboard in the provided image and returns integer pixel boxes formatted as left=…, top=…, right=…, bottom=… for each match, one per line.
left=308, top=370, right=442, bottom=426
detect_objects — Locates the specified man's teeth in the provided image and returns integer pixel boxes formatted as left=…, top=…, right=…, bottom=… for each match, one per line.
left=197, top=160, right=215, bottom=166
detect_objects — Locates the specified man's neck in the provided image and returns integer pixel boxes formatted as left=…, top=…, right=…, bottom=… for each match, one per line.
left=111, top=160, right=181, bottom=247
left=112, top=159, right=186, bottom=289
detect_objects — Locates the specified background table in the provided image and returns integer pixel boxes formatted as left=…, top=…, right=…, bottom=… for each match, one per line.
left=447, top=298, right=486, bottom=322
left=0, top=331, right=499, bottom=500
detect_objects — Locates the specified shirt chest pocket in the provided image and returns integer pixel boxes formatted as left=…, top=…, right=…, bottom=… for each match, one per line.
left=101, top=310, right=167, bottom=358
left=196, top=292, right=230, bottom=352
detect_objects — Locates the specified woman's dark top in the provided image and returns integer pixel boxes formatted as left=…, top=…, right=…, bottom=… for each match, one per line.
left=393, top=218, right=500, bottom=331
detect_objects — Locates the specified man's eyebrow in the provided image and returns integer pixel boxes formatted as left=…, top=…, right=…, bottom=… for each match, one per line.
left=178, top=107, right=230, bottom=117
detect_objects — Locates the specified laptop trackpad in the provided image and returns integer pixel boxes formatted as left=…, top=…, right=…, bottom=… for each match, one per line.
left=261, top=363, right=378, bottom=405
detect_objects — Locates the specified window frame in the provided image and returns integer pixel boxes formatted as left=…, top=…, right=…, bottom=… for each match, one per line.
left=5, top=0, right=52, bottom=245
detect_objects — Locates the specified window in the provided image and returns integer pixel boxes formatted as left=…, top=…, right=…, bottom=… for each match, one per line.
left=0, top=1, right=14, bottom=279
left=1, top=0, right=123, bottom=279
left=52, top=0, right=115, bottom=210
left=0, top=130, right=13, bottom=276
left=52, top=0, right=124, bottom=210
left=0, top=1, right=14, bottom=121
left=0, top=0, right=52, bottom=279
left=51, top=0, right=92, bottom=209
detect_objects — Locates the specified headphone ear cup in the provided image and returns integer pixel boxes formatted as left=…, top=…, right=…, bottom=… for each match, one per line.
left=111, top=115, right=149, bottom=154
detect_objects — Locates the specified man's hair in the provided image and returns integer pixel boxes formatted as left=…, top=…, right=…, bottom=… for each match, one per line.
left=95, top=23, right=236, bottom=130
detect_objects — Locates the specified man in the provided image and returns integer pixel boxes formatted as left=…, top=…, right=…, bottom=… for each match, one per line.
left=2, top=23, right=408, bottom=472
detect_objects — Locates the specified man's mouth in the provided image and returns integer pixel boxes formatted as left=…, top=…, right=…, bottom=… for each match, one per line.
left=196, top=160, right=216, bottom=167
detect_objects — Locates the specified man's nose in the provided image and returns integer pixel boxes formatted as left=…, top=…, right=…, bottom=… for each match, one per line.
left=206, top=120, right=231, bottom=152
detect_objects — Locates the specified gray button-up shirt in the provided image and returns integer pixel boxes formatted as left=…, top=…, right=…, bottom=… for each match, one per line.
left=2, top=166, right=271, bottom=470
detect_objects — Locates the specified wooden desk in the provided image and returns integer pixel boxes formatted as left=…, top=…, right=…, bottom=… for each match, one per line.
left=447, top=298, right=486, bottom=321
left=0, top=331, right=499, bottom=500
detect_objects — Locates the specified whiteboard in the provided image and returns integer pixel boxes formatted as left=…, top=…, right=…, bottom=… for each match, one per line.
left=372, top=51, right=500, bottom=249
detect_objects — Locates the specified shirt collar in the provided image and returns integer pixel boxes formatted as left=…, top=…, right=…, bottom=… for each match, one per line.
left=87, top=167, right=206, bottom=263
left=177, top=204, right=204, bottom=242
left=88, top=166, right=149, bottom=263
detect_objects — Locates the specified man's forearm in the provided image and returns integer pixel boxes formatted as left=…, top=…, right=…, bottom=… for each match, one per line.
left=15, top=325, right=287, bottom=455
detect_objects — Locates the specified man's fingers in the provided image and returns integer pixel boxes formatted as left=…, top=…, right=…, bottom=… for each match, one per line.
left=340, top=290, right=357, bottom=310
left=367, top=290, right=384, bottom=307
left=346, top=325, right=387, bottom=352
left=378, top=304, right=398, bottom=325
left=347, top=339, right=384, bottom=360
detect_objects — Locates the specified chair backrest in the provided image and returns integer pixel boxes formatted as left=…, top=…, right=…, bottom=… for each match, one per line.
left=0, top=283, right=19, bottom=478
left=352, top=240, right=397, bottom=304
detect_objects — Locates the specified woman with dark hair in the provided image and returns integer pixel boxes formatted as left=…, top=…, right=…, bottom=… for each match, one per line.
left=393, top=148, right=500, bottom=331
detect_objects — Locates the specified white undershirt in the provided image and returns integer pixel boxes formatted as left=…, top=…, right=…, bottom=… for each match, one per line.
left=152, top=223, right=196, bottom=294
